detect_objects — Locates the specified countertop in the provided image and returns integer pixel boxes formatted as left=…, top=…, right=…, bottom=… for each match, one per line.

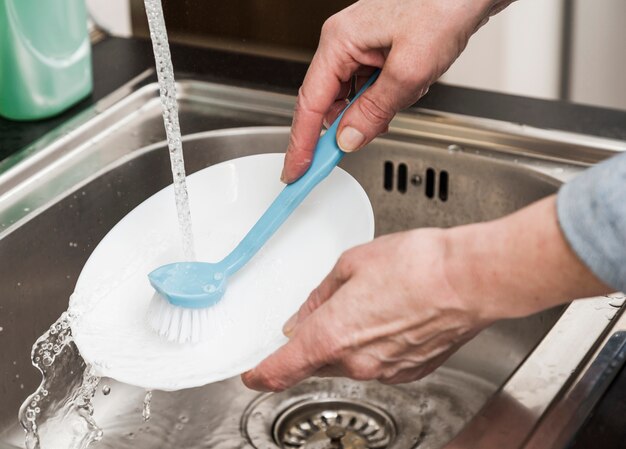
left=1, top=36, right=625, bottom=447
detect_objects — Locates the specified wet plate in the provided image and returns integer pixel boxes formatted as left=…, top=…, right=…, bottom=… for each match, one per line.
left=69, top=154, right=374, bottom=391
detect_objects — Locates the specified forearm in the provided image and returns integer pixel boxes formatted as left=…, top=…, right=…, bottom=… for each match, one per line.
left=445, top=195, right=610, bottom=321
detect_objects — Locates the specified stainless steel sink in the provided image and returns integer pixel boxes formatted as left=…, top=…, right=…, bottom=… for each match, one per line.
left=1, top=71, right=626, bottom=449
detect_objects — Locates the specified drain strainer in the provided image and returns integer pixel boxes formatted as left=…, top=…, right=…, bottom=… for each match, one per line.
left=241, top=378, right=430, bottom=449
left=273, top=398, right=396, bottom=449
left=242, top=375, right=492, bottom=449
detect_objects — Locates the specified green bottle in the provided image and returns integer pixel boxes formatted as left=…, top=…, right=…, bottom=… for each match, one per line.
left=0, top=0, right=92, bottom=121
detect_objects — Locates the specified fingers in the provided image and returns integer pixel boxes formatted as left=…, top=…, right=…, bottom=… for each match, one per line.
left=283, top=252, right=355, bottom=336
left=281, top=50, right=357, bottom=184
left=322, top=69, right=384, bottom=127
left=323, top=99, right=350, bottom=129
left=281, top=7, right=385, bottom=184
left=324, top=81, right=353, bottom=127
left=241, top=339, right=318, bottom=392
left=242, top=304, right=342, bottom=392
left=337, top=47, right=429, bottom=152
left=244, top=255, right=360, bottom=391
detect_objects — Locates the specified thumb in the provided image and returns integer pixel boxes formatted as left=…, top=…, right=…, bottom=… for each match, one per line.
left=338, top=52, right=427, bottom=152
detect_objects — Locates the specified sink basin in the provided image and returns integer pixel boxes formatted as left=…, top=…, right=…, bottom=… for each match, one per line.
left=1, top=73, right=625, bottom=449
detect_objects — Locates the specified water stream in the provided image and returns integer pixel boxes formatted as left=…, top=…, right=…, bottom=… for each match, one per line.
left=18, top=1, right=196, bottom=447
left=143, top=0, right=196, bottom=260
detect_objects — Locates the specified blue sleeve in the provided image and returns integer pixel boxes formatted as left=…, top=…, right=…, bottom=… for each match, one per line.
left=557, top=151, right=626, bottom=292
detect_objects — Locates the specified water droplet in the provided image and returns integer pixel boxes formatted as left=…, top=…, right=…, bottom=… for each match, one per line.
left=608, top=295, right=625, bottom=308
left=102, top=385, right=111, bottom=396
left=142, top=390, right=153, bottom=422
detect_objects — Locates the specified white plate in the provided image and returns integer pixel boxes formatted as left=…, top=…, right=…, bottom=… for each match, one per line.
left=70, top=153, right=374, bottom=391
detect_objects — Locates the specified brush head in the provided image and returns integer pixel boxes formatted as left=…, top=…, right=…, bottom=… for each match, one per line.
left=147, top=291, right=217, bottom=343
left=148, top=262, right=228, bottom=308
left=147, top=262, right=228, bottom=343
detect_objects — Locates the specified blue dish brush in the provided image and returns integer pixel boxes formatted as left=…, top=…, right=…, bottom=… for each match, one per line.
left=147, top=70, right=380, bottom=343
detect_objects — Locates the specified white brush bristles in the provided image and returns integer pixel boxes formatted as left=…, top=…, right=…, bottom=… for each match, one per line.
left=147, top=292, right=214, bottom=344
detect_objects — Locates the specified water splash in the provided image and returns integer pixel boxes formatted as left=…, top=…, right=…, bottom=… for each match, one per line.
left=18, top=313, right=103, bottom=449
left=143, top=0, right=196, bottom=260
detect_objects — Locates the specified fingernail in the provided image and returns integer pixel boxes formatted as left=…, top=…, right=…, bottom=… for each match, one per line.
left=338, top=127, right=365, bottom=152
left=280, top=167, right=288, bottom=183
left=282, top=313, right=298, bottom=336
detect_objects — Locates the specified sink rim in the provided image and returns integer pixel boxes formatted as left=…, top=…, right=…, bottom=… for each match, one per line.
left=2, top=71, right=625, bottom=238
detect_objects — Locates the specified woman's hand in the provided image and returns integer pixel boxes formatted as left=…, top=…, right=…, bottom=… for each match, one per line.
left=242, top=196, right=609, bottom=391
left=281, top=0, right=513, bottom=183
left=244, top=229, right=486, bottom=391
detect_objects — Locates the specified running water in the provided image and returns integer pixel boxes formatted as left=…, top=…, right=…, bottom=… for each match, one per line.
left=144, top=0, right=196, bottom=260
left=18, top=313, right=103, bottom=449
left=18, top=2, right=198, bottom=447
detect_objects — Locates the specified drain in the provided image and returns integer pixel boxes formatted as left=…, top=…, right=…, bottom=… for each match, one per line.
left=242, top=374, right=493, bottom=449
left=241, top=378, right=426, bottom=449
left=273, top=398, right=396, bottom=449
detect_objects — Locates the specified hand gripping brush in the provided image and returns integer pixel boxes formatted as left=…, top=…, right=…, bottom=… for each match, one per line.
left=147, top=70, right=380, bottom=343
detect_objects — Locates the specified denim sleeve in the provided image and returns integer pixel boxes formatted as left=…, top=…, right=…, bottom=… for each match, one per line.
left=557, top=151, right=626, bottom=292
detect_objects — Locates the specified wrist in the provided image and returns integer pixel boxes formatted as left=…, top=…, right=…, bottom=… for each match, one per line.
left=442, top=195, right=610, bottom=322
left=442, top=220, right=506, bottom=323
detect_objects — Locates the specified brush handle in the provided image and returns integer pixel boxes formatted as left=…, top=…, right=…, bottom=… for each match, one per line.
left=221, top=70, right=381, bottom=275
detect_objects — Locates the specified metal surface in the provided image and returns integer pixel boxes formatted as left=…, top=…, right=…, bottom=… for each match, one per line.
left=524, top=294, right=626, bottom=449
left=0, top=73, right=625, bottom=449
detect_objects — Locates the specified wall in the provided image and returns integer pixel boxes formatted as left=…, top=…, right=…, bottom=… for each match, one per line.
left=569, top=0, right=626, bottom=110
left=86, top=0, right=132, bottom=37
left=89, top=0, right=626, bottom=111
left=440, top=0, right=564, bottom=100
